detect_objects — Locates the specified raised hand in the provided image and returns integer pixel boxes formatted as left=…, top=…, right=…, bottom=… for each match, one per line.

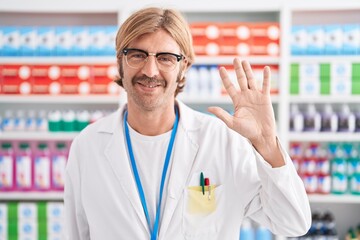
left=208, top=58, right=284, bottom=167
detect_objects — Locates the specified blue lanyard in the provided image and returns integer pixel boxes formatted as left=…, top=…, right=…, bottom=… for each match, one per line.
left=123, top=107, right=179, bottom=240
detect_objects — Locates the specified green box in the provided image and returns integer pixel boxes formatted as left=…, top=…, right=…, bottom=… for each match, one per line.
left=290, top=63, right=299, bottom=77
left=320, top=81, right=330, bottom=95
left=352, top=63, right=360, bottom=77
left=320, top=63, right=330, bottom=77
left=352, top=81, right=360, bottom=94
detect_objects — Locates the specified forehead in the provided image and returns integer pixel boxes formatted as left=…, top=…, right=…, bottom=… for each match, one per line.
left=129, top=29, right=181, bottom=53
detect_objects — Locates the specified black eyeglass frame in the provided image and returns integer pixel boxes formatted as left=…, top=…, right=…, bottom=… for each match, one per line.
left=122, top=48, right=185, bottom=62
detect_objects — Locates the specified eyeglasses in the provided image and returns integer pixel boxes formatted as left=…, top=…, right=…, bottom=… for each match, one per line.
left=122, top=48, right=185, bottom=73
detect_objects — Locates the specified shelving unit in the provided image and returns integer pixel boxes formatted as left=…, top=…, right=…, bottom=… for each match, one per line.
left=1, top=0, right=360, bottom=238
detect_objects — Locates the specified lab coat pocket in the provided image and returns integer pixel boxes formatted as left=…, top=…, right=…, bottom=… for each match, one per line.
left=182, top=184, right=224, bottom=239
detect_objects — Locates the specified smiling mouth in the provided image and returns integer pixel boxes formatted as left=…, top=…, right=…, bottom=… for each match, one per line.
left=138, top=81, right=162, bottom=88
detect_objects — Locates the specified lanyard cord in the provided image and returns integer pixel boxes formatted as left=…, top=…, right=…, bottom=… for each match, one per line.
left=123, top=107, right=179, bottom=240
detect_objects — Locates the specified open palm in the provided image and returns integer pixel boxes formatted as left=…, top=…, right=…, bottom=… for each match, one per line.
left=208, top=58, right=277, bottom=146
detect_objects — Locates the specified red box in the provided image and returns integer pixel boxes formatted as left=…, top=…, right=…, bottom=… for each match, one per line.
left=60, top=65, right=91, bottom=95
left=1, top=65, right=32, bottom=94
left=31, top=65, right=61, bottom=95
left=190, top=22, right=221, bottom=40
left=220, top=22, right=252, bottom=40
left=192, top=37, right=220, bottom=56
left=91, top=64, right=119, bottom=94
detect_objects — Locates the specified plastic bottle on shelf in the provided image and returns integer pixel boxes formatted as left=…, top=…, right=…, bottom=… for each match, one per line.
left=320, top=104, right=338, bottom=132
left=0, top=142, right=15, bottom=191
left=62, top=110, right=76, bottom=132
left=323, top=211, right=339, bottom=240
left=2, top=110, right=15, bottom=132
left=289, top=104, right=304, bottom=132
left=25, top=110, right=37, bottom=131
left=51, top=142, right=68, bottom=190
left=75, top=110, right=90, bottom=131
left=37, top=110, right=48, bottom=132
left=15, top=142, right=33, bottom=191
left=14, top=110, right=26, bottom=131
left=209, top=65, right=221, bottom=97
left=303, top=104, right=321, bottom=132
left=240, top=219, right=255, bottom=240
left=34, top=142, right=51, bottom=191
left=48, top=110, right=62, bottom=132
left=198, top=65, right=211, bottom=96
left=354, top=105, right=360, bottom=132
left=338, top=104, right=355, bottom=132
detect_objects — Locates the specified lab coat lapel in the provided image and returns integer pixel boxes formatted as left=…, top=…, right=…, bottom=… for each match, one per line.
left=159, top=102, right=200, bottom=239
left=102, top=107, right=149, bottom=234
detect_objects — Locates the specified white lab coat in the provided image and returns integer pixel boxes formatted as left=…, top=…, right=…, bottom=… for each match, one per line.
left=64, top=100, right=311, bottom=240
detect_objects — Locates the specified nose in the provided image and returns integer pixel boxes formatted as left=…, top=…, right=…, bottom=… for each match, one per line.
left=141, top=55, right=160, bottom=78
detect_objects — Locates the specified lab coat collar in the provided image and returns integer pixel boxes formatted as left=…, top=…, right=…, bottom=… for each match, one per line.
left=100, top=99, right=200, bottom=238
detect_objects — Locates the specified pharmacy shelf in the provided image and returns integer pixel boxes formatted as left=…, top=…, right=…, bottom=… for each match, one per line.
left=0, top=95, right=120, bottom=104
left=0, top=192, right=63, bottom=201
left=195, top=56, right=280, bottom=65
left=0, top=132, right=78, bottom=141
left=308, top=194, right=360, bottom=204
left=0, top=57, right=117, bottom=65
left=289, top=0, right=360, bottom=11
left=289, top=96, right=360, bottom=104
left=288, top=132, right=360, bottom=142
left=290, top=56, right=360, bottom=63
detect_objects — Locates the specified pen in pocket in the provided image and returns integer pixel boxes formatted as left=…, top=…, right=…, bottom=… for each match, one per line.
left=205, top=177, right=211, bottom=200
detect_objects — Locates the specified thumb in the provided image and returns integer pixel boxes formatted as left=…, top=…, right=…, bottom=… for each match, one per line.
left=208, top=107, right=233, bottom=129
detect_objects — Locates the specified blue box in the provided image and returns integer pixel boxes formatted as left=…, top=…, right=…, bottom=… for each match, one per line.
left=342, top=24, right=359, bottom=55
left=2, top=26, right=21, bottom=56
left=72, top=26, right=90, bottom=56
left=291, top=25, right=308, bottom=55
left=306, top=25, right=325, bottom=55
left=20, top=26, right=37, bottom=56
left=37, top=26, right=56, bottom=56
left=55, top=26, right=73, bottom=56
left=324, top=25, right=343, bottom=55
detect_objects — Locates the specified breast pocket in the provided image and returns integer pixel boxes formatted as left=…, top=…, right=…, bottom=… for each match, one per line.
left=182, top=184, right=224, bottom=239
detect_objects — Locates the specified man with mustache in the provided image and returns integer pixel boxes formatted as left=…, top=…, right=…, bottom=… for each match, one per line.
left=64, top=7, right=311, bottom=240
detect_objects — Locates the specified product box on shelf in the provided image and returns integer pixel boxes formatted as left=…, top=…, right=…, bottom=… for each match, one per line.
left=0, top=64, right=32, bottom=94
left=324, top=25, right=343, bottom=55
left=1, top=27, right=21, bottom=56
left=55, top=26, right=73, bottom=56
left=306, top=25, right=325, bottom=55
left=31, top=65, right=61, bottom=95
left=59, top=65, right=90, bottom=94
left=88, top=25, right=117, bottom=56
left=342, top=24, right=360, bottom=55
left=36, top=26, right=56, bottom=56
left=291, top=25, right=307, bottom=55
left=91, top=64, right=119, bottom=94
left=71, top=26, right=90, bottom=56
left=20, top=26, right=37, bottom=57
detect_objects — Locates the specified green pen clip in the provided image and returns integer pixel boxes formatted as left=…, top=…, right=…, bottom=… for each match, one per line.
left=200, top=172, right=205, bottom=195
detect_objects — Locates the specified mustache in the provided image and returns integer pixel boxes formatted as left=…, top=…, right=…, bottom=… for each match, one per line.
left=132, top=76, right=166, bottom=87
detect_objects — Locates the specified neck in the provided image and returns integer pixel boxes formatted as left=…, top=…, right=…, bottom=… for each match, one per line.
left=126, top=104, right=177, bottom=136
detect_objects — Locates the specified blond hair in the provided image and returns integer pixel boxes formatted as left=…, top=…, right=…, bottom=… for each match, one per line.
left=114, top=7, right=195, bottom=96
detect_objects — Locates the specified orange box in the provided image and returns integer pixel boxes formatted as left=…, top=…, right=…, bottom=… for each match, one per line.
left=1, top=65, right=32, bottom=94
left=60, top=65, right=91, bottom=95
left=91, top=64, right=119, bottom=94
left=31, top=65, right=61, bottom=95
left=219, top=37, right=252, bottom=56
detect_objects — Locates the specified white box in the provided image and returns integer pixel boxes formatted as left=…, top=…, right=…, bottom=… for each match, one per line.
left=47, top=202, right=64, bottom=220
left=300, top=78, right=320, bottom=96
left=18, top=203, right=37, bottom=220
left=37, top=26, right=56, bottom=56
left=300, top=63, right=320, bottom=78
